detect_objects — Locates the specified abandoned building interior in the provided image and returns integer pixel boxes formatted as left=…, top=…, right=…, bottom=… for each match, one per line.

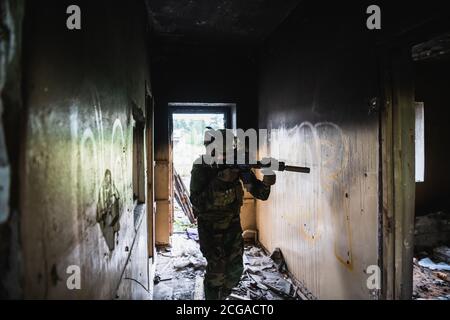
left=1, top=0, right=450, bottom=300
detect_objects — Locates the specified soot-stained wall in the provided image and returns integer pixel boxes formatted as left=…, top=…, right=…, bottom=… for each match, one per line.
left=152, top=44, right=259, bottom=131
left=20, top=0, right=152, bottom=299
left=256, top=2, right=381, bottom=299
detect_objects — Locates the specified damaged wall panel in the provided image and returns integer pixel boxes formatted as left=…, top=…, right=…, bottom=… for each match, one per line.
left=20, top=0, right=151, bottom=299
left=256, top=2, right=380, bottom=299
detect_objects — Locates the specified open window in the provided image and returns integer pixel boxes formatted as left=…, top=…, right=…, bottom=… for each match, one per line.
left=415, top=101, right=425, bottom=183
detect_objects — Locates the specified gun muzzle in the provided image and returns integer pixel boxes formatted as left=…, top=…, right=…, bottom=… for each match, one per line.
left=283, top=165, right=310, bottom=173
left=252, top=160, right=310, bottom=173
left=278, top=161, right=310, bottom=173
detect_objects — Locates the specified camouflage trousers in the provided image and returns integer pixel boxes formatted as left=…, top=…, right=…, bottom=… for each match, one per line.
left=197, top=213, right=244, bottom=300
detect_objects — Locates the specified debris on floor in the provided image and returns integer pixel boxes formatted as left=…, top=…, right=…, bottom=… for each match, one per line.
left=413, top=211, right=450, bottom=300
left=186, top=227, right=199, bottom=241
left=153, top=233, right=307, bottom=300
left=229, top=246, right=311, bottom=300
left=173, top=202, right=196, bottom=233
left=270, top=247, right=287, bottom=272
left=433, top=246, right=450, bottom=264
left=173, top=168, right=195, bottom=223
left=418, top=257, right=450, bottom=271
left=413, top=251, right=450, bottom=300
left=153, top=234, right=206, bottom=300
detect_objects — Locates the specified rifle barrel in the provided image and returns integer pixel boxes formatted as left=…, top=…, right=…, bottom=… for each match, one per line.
left=255, top=161, right=310, bottom=174
left=283, top=165, right=310, bottom=173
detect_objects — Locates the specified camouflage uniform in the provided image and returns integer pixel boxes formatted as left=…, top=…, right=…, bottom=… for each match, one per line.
left=190, top=158, right=271, bottom=300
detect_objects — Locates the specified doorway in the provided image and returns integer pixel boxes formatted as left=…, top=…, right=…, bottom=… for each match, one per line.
left=170, top=105, right=231, bottom=235
left=152, top=104, right=233, bottom=300
left=379, top=29, right=450, bottom=300
left=411, top=33, right=450, bottom=300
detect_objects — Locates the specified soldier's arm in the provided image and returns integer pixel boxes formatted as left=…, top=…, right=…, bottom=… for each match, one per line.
left=240, top=169, right=271, bottom=201
left=189, top=164, right=211, bottom=213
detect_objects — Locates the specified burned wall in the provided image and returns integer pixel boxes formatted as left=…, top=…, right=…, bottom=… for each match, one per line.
left=256, top=2, right=381, bottom=299
left=152, top=44, right=259, bottom=132
left=20, top=0, right=151, bottom=298
left=414, top=57, right=450, bottom=216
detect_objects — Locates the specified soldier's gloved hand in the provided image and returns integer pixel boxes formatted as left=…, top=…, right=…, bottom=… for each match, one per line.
left=240, top=169, right=253, bottom=185
left=239, top=169, right=253, bottom=190
left=262, top=169, right=276, bottom=186
left=217, top=168, right=240, bottom=182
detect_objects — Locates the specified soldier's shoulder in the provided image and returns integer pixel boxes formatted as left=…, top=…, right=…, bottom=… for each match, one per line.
left=193, top=155, right=204, bottom=164
left=191, top=156, right=210, bottom=172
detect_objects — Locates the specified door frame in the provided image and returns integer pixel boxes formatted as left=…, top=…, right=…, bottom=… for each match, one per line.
left=166, top=103, right=235, bottom=238
left=379, top=17, right=450, bottom=299
left=145, top=82, right=155, bottom=260
left=379, top=46, right=416, bottom=300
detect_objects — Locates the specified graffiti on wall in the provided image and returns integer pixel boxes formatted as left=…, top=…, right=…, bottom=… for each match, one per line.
left=267, top=121, right=353, bottom=268
left=97, top=169, right=120, bottom=250
left=76, top=87, right=128, bottom=251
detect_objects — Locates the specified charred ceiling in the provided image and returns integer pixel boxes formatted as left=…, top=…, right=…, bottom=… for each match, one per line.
left=145, top=0, right=302, bottom=45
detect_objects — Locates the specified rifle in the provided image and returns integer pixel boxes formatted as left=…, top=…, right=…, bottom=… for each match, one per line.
left=197, top=155, right=310, bottom=174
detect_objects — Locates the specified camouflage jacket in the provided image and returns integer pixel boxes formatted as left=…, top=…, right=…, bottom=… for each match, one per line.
left=189, top=157, right=271, bottom=217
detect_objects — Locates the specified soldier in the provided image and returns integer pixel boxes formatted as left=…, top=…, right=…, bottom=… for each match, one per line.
left=189, top=129, right=276, bottom=300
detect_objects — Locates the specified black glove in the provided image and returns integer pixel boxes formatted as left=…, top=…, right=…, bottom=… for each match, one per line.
left=262, top=172, right=276, bottom=186
left=240, top=169, right=253, bottom=185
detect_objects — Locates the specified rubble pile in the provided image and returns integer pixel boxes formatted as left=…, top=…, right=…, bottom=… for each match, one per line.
left=229, top=246, right=311, bottom=300
left=153, top=233, right=308, bottom=300
left=413, top=245, right=450, bottom=300
left=153, top=235, right=206, bottom=300
left=171, top=236, right=207, bottom=270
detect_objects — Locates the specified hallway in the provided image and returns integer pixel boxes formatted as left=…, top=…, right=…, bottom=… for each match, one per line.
left=1, top=0, right=450, bottom=300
